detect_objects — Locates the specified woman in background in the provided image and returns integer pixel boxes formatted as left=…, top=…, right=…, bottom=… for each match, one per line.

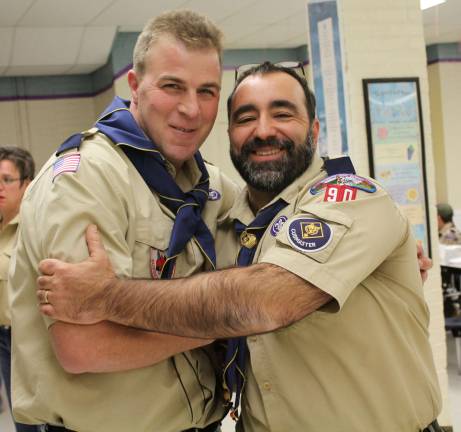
left=0, top=146, right=37, bottom=432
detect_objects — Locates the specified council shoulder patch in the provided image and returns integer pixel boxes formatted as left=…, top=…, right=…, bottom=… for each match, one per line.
left=310, top=174, right=377, bottom=195
left=208, top=188, right=221, bottom=201
left=52, top=153, right=81, bottom=181
left=287, top=217, right=332, bottom=252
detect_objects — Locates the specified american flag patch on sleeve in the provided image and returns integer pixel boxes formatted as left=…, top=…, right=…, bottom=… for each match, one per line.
left=53, top=153, right=81, bottom=181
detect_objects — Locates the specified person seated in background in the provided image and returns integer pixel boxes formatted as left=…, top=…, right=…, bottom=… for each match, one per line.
left=0, top=146, right=38, bottom=432
left=437, top=203, right=461, bottom=245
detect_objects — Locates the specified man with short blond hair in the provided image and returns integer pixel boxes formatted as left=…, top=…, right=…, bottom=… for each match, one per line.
left=10, top=10, right=238, bottom=432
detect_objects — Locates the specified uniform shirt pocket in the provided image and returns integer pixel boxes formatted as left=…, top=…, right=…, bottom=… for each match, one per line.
left=133, top=218, right=170, bottom=279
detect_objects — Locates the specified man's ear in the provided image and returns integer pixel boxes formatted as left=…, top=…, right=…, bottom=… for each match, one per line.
left=127, top=70, right=140, bottom=105
left=311, top=118, right=320, bottom=152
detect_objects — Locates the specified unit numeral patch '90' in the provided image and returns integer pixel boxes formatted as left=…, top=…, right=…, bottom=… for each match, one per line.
left=287, top=218, right=332, bottom=252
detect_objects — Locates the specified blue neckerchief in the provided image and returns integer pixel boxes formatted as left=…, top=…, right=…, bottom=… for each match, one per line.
left=56, top=96, right=216, bottom=278
left=224, top=198, right=288, bottom=418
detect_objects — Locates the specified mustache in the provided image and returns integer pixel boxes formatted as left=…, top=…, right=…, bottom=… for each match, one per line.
left=239, top=137, right=294, bottom=157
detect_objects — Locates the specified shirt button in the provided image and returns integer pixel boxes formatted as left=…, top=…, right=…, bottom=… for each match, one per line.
left=263, top=382, right=272, bottom=391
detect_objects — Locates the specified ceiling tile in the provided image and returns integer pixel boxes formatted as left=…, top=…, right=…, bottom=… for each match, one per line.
left=11, top=27, right=83, bottom=66
left=0, top=28, right=14, bottom=67
left=18, top=0, right=115, bottom=26
left=3, top=64, right=73, bottom=76
left=0, top=0, right=35, bottom=25
left=228, top=12, right=308, bottom=49
left=77, top=27, right=117, bottom=64
left=180, top=0, right=260, bottom=22
left=92, top=0, right=189, bottom=28
left=66, top=63, right=105, bottom=75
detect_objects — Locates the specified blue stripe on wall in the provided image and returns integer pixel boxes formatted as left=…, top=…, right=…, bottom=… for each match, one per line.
left=427, top=43, right=461, bottom=65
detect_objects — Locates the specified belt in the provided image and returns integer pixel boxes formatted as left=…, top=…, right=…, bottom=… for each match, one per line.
left=183, top=421, right=221, bottom=432
left=40, top=422, right=219, bottom=432
left=39, top=425, right=74, bottom=432
left=422, top=420, right=443, bottom=432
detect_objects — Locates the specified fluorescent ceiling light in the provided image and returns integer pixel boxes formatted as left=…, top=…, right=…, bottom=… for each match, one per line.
left=420, top=0, right=446, bottom=10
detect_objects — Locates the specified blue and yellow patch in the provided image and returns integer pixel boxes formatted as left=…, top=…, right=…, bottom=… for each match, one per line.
left=310, top=174, right=376, bottom=195
left=287, top=217, right=332, bottom=252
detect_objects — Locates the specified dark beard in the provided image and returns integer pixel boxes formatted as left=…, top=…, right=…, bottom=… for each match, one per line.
left=230, top=133, right=314, bottom=194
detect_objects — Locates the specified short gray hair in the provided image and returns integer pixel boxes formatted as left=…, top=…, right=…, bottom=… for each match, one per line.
left=133, top=10, right=223, bottom=76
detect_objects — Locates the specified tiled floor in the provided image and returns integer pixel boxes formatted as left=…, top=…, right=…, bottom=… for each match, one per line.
left=1, top=335, right=461, bottom=432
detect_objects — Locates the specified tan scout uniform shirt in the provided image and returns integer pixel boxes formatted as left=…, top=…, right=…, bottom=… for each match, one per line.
left=439, top=221, right=461, bottom=245
left=0, top=215, right=18, bottom=326
left=227, top=154, right=441, bottom=432
left=9, top=132, right=239, bottom=432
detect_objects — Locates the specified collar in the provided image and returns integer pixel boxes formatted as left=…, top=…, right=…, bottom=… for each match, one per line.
left=0, top=214, right=19, bottom=232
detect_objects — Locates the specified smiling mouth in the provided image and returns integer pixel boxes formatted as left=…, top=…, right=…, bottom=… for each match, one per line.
left=171, top=125, right=196, bottom=133
left=253, top=148, right=283, bottom=157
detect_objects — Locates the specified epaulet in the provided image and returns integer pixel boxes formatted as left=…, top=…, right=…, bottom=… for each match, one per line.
left=324, top=156, right=356, bottom=176
left=56, top=127, right=98, bottom=156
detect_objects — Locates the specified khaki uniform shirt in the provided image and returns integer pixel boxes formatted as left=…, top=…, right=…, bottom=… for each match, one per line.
left=439, top=221, right=461, bottom=245
left=225, top=154, right=441, bottom=432
left=9, top=132, right=239, bottom=432
left=0, top=215, right=19, bottom=326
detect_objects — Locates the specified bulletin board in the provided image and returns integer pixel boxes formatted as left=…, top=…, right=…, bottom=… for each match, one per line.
left=363, top=78, right=431, bottom=256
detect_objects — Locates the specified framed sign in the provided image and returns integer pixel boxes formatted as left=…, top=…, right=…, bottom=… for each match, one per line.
left=363, top=78, right=431, bottom=256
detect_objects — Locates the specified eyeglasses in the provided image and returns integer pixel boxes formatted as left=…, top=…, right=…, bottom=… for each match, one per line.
left=0, top=176, right=22, bottom=187
left=234, top=61, right=306, bottom=83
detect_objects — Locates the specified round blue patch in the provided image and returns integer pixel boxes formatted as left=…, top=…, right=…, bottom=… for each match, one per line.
left=208, top=188, right=221, bottom=201
left=287, top=218, right=332, bottom=252
left=270, top=216, right=288, bottom=236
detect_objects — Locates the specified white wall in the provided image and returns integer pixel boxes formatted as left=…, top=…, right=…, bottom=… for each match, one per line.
left=340, top=0, right=449, bottom=423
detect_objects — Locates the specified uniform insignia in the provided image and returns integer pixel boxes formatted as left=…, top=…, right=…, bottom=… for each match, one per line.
left=324, top=184, right=357, bottom=202
left=287, top=217, right=332, bottom=253
left=270, top=216, right=288, bottom=236
left=240, top=231, right=257, bottom=249
left=150, top=248, right=166, bottom=279
left=52, top=153, right=81, bottom=181
left=310, top=174, right=377, bottom=195
left=208, top=188, right=221, bottom=201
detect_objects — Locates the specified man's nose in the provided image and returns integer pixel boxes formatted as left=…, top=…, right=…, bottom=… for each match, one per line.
left=254, top=116, right=276, bottom=140
left=178, top=92, right=200, bottom=118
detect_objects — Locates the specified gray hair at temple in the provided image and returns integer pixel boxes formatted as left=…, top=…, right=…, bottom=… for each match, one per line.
left=133, top=10, right=223, bottom=77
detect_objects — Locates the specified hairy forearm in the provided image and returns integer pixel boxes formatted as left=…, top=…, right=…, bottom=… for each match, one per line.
left=99, top=264, right=331, bottom=338
left=50, top=321, right=213, bottom=374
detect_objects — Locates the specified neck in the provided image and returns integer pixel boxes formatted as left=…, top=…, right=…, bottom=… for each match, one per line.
left=0, top=210, right=16, bottom=229
left=247, top=187, right=277, bottom=214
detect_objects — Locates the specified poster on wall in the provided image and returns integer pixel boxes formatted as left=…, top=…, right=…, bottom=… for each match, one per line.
left=363, top=78, right=431, bottom=256
left=307, top=0, right=348, bottom=157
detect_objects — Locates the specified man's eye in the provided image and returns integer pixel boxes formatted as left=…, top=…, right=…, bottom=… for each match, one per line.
left=274, top=112, right=292, bottom=119
left=162, top=83, right=181, bottom=90
left=199, top=88, right=217, bottom=97
left=235, top=116, right=255, bottom=124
